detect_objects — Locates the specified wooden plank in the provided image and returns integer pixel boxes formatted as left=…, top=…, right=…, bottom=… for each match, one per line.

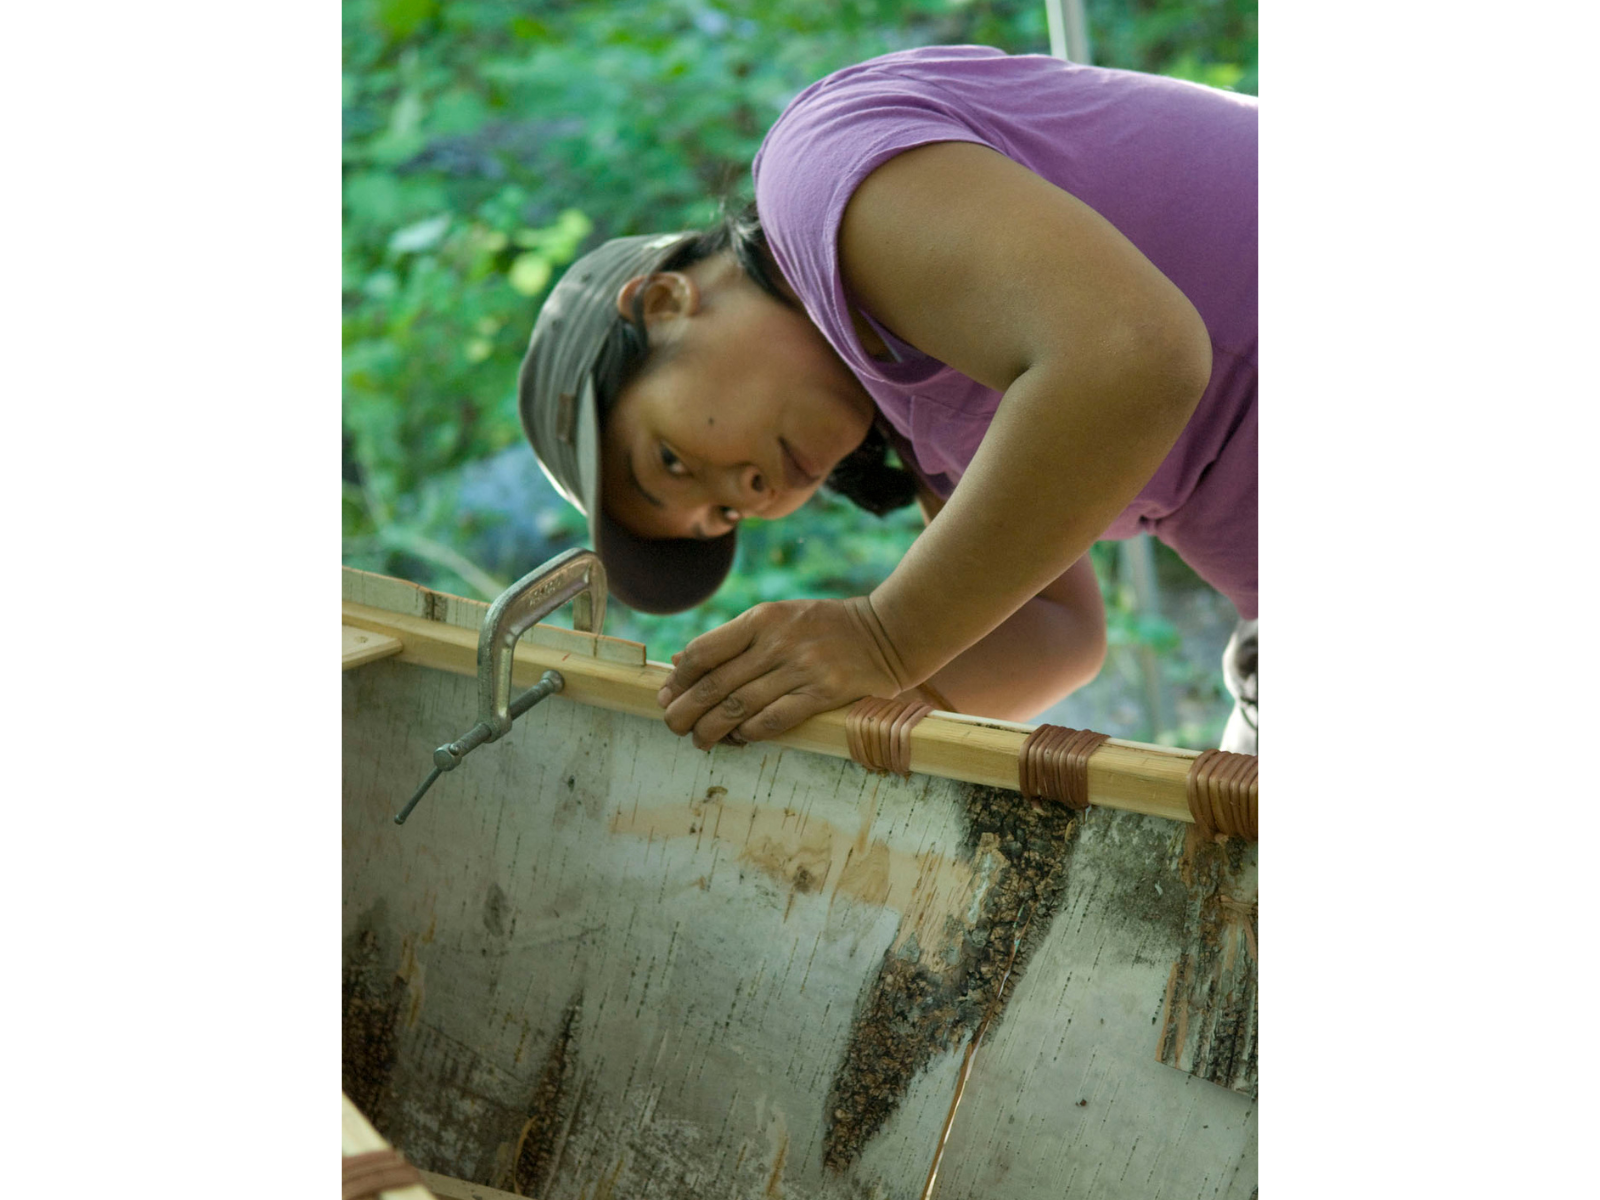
left=343, top=1093, right=438, bottom=1200
left=343, top=597, right=1201, bottom=826
left=343, top=567, right=483, bottom=631
left=343, top=661, right=1257, bottom=1198
left=342, top=565, right=647, bottom=666
left=345, top=625, right=404, bottom=670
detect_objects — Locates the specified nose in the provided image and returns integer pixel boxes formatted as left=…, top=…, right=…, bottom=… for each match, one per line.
left=715, top=464, right=768, bottom=513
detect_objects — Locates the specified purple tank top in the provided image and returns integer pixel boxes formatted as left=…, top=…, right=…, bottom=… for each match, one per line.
left=752, top=46, right=1258, bottom=619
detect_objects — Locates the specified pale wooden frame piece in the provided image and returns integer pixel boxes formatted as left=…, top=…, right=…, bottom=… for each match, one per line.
left=342, top=1092, right=436, bottom=1200
left=344, top=1092, right=530, bottom=1200
left=341, top=567, right=1208, bottom=824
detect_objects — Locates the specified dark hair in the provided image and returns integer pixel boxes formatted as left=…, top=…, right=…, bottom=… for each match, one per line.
left=589, top=202, right=917, bottom=517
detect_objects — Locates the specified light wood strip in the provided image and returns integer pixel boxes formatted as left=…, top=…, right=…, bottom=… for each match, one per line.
left=342, top=596, right=1201, bottom=825
left=342, top=1093, right=437, bottom=1200
left=342, top=566, right=646, bottom=665
left=343, top=625, right=404, bottom=670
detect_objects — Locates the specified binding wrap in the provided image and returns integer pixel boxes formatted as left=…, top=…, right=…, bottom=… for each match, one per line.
left=342, top=1149, right=423, bottom=1200
left=1017, top=724, right=1110, bottom=811
left=845, top=697, right=934, bottom=777
left=1184, top=749, right=1258, bottom=842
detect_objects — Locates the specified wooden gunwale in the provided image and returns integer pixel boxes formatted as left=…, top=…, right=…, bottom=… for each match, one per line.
left=346, top=1092, right=527, bottom=1200
left=343, top=1092, right=437, bottom=1200
left=341, top=567, right=1209, bottom=824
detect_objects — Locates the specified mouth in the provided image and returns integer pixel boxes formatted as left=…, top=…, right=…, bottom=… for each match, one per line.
left=779, top=438, right=821, bottom=490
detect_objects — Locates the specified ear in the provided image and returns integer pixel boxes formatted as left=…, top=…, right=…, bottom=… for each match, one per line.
left=615, top=272, right=699, bottom=323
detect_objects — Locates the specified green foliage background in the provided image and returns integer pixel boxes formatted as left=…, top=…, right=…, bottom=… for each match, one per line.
left=342, top=0, right=1257, bottom=738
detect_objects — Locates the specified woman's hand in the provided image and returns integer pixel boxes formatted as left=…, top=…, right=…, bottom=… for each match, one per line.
left=656, top=596, right=913, bottom=749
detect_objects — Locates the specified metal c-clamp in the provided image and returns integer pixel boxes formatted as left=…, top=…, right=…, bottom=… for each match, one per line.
left=395, top=548, right=608, bottom=825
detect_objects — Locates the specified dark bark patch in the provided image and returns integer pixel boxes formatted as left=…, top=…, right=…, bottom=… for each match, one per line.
left=507, top=993, right=583, bottom=1196
left=821, top=784, right=1079, bottom=1172
left=342, top=903, right=407, bottom=1130
left=1156, top=830, right=1258, bottom=1096
left=483, top=881, right=509, bottom=937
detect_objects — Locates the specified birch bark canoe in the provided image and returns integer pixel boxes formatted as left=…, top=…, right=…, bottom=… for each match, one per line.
left=342, top=569, right=1257, bottom=1199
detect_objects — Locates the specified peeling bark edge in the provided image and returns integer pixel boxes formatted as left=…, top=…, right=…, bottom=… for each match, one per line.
left=343, top=906, right=407, bottom=1132
left=1157, top=834, right=1258, bottom=1097
left=504, top=993, right=584, bottom=1195
left=821, top=784, right=1080, bottom=1171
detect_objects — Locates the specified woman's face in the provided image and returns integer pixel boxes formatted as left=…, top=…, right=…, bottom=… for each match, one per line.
left=601, top=258, right=876, bottom=541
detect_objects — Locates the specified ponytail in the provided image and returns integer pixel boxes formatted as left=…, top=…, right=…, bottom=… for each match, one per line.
left=824, top=422, right=918, bottom=516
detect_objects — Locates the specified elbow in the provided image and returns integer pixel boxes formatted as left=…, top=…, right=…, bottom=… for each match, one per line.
left=1016, top=635, right=1104, bottom=722
left=1169, top=323, right=1213, bottom=415
left=1135, top=300, right=1213, bottom=427
left=1084, top=292, right=1213, bottom=435
left=1038, top=607, right=1107, bottom=706
left=1080, top=625, right=1108, bottom=687
left=1063, top=615, right=1107, bottom=694
left=1029, top=299, right=1213, bottom=452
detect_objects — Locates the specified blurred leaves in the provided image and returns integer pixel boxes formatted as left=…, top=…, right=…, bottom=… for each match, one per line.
left=376, top=0, right=438, bottom=41
left=388, top=213, right=451, bottom=254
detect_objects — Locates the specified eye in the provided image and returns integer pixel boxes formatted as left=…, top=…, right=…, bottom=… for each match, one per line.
left=659, top=444, right=688, bottom=477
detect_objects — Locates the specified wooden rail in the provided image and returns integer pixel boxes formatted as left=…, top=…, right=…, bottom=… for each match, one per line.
left=342, top=1093, right=436, bottom=1200
left=344, top=1092, right=527, bottom=1200
left=342, top=568, right=1211, bottom=825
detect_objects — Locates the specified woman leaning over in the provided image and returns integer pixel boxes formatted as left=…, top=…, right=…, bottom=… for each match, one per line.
left=516, top=46, right=1258, bottom=754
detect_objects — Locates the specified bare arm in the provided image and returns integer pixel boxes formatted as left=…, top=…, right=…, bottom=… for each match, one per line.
left=907, top=490, right=1106, bottom=721
left=843, top=141, right=1209, bottom=689
left=659, top=141, right=1208, bottom=745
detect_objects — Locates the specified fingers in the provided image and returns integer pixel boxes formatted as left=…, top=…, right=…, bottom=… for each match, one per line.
left=731, top=692, right=831, bottom=744
left=662, top=654, right=780, bottom=740
left=678, top=670, right=796, bottom=750
left=657, top=610, right=761, bottom=707
left=653, top=598, right=905, bottom=753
